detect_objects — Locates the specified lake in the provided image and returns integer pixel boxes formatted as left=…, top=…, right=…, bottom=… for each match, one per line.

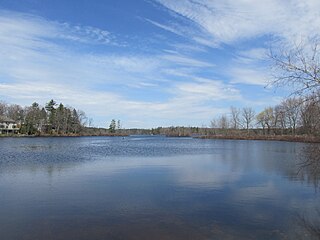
left=0, top=136, right=319, bottom=239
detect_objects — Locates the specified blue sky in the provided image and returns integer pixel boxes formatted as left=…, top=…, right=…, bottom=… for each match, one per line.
left=0, top=0, right=319, bottom=128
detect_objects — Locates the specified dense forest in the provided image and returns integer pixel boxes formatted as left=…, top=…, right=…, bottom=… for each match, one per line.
left=0, top=99, right=89, bottom=135
left=0, top=99, right=133, bottom=136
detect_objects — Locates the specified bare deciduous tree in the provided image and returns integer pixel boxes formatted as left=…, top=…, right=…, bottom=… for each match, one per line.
left=241, top=107, right=255, bottom=133
left=0, top=101, right=7, bottom=116
left=256, top=107, right=274, bottom=135
left=230, top=106, right=241, bottom=129
left=210, top=118, right=218, bottom=129
left=218, top=114, right=229, bottom=129
left=300, top=95, right=320, bottom=135
left=270, top=38, right=320, bottom=99
left=274, top=104, right=286, bottom=134
left=7, top=104, right=24, bottom=123
left=283, top=98, right=301, bottom=135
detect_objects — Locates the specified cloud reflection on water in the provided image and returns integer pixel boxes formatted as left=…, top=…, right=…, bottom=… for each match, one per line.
left=0, top=137, right=319, bottom=239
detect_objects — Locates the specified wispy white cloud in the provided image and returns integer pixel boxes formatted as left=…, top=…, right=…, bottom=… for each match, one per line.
left=155, top=0, right=320, bottom=45
left=145, top=16, right=217, bottom=48
left=174, top=79, right=241, bottom=101
left=161, top=54, right=214, bottom=68
left=170, top=43, right=207, bottom=53
left=234, top=48, right=269, bottom=64
left=0, top=10, right=116, bottom=47
left=145, top=18, right=183, bottom=36
left=228, top=48, right=274, bottom=87
left=229, top=68, right=270, bottom=86
left=60, top=23, right=113, bottom=45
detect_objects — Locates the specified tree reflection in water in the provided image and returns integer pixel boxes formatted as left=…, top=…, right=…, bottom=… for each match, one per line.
left=298, top=143, right=320, bottom=189
left=297, top=209, right=320, bottom=239
left=297, top=143, right=320, bottom=239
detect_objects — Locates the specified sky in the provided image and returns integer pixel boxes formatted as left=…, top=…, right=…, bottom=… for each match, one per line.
left=0, top=0, right=320, bottom=128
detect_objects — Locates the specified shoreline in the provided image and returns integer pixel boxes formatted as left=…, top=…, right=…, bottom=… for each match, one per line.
left=197, top=134, right=320, bottom=143
left=1, top=133, right=320, bottom=143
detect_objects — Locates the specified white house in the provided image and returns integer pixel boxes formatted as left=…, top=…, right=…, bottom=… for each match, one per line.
left=0, top=116, right=19, bottom=134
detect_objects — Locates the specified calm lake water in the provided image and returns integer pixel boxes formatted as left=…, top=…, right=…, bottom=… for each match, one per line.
left=0, top=136, right=319, bottom=240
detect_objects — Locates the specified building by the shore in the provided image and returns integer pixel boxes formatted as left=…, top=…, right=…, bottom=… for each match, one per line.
left=0, top=116, right=19, bottom=134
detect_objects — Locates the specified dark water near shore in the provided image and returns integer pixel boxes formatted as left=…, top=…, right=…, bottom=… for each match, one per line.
left=0, top=136, right=319, bottom=240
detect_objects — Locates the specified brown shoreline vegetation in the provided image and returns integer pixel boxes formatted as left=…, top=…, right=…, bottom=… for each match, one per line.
left=198, top=134, right=320, bottom=143
left=1, top=122, right=320, bottom=143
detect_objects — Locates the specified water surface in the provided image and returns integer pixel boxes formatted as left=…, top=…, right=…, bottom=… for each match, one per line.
left=0, top=136, right=319, bottom=239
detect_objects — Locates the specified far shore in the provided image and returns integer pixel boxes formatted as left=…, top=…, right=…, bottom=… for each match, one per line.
left=197, top=134, right=320, bottom=143
left=1, top=133, right=320, bottom=143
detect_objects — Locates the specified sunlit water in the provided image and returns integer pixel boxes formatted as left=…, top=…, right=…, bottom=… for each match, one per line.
left=0, top=136, right=319, bottom=239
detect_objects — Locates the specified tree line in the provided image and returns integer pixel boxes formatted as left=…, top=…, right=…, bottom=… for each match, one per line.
left=0, top=99, right=87, bottom=135
left=210, top=92, right=320, bottom=137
